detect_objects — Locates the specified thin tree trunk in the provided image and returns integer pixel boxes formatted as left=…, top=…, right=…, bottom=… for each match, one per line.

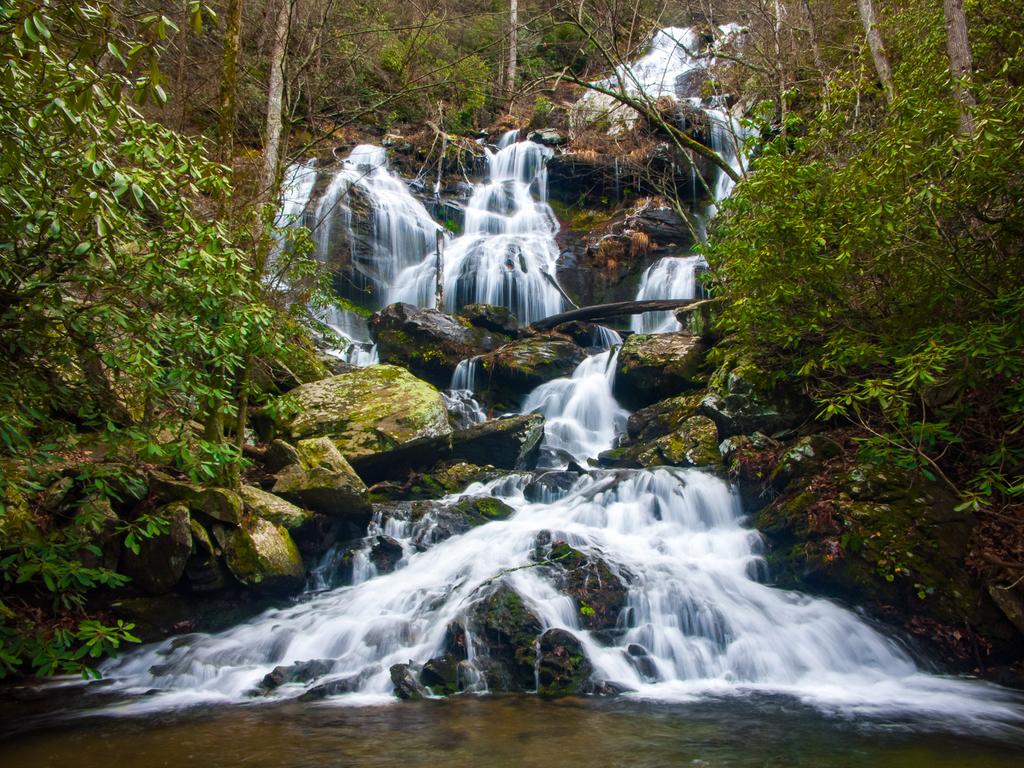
left=506, top=0, right=518, bottom=97
left=856, top=0, right=896, bottom=105
left=218, top=0, right=245, bottom=165
left=260, top=0, right=292, bottom=216
left=801, top=0, right=829, bottom=103
left=943, top=0, right=976, bottom=135
left=773, top=0, right=788, bottom=141
left=176, top=0, right=191, bottom=130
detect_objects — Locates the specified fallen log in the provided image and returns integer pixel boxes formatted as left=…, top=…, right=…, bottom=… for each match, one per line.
left=529, top=299, right=699, bottom=332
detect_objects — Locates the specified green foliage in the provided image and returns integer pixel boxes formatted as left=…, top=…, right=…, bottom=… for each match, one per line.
left=0, top=0, right=302, bottom=677
left=703, top=0, right=1024, bottom=509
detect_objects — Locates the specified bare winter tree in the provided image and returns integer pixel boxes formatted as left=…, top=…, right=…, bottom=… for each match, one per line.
left=943, top=0, right=976, bottom=135
left=507, top=0, right=519, bottom=97
left=855, top=0, right=895, bottom=105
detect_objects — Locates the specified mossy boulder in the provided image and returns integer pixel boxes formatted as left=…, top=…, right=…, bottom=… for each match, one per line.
left=271, top=437, right=371, bottom=531
left=480, top=335, right=587, bottom=409
left=450, top=413, right=545, bottom=470
left=239, top=485, right=312, bottom=530
left=149, top=472, right=244, bottom=525
left=370, top=302, right=509, bottom=387
left=699, top=356, right=811, bottom=439
left=458, top=303, right=522, bottom=336
left=466, top=583, right=544, bottom=691
left=636, top=415, right=721, bottom=468
left=120, top=502, right=192, bottom=595
left=258, top=659, right=336, bottom=692
left=537, top=628, right=593, bottom=697
left=418, top=654, right=461, bottom=695
left=626, top=393, right=705, bottom=445
left=185, top=517, right=227, bottom=593
left=224, top=518, right=305, bottom=595
left=673, top=297, right=725, bottom=342
left=271, top=365, right=453, bottom=483
left=614, top=332, right=706, bottom=409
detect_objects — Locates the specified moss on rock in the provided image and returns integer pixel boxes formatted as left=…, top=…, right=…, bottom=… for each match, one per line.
left=224, top=518, right=305, bottom=595
left=615, top=332, right=706, bottom=409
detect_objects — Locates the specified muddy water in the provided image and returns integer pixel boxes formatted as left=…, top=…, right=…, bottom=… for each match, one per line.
left=2, top=694, right=1022, bottom=768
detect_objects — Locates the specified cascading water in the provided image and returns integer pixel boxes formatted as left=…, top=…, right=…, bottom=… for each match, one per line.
left=630, top=255, right=706, bottom=334
left=393, top=130, right=568, bottom=325
left=443, top=357, right=487, bottom=430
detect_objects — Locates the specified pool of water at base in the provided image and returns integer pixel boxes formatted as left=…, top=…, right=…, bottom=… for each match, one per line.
left=2, top=693, right=1022, bottom=768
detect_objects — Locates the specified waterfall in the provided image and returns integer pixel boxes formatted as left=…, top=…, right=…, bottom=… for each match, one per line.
left=399, top=130, right=567, bottom=325
left=98, top=448, right=1020, bottom=726
left=522, top=329, right=628, bottom=465
left=630, top=255, right=705, bottom=334
left=443, top=357, right=487, bottom=430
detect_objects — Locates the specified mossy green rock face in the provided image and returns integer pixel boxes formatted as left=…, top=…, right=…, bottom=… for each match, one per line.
left=368, top=462, right=505, bottom=502
left=120, top=502, right=192, bottom=595
left=541, top=540, right=628, bottom=633
left=275, top=365, right=452, bottom=481
left=699, top=355, right=811, bottom=439
left=467, top=583, right=544, bottom=691
left=481, top=335, right=587, bottom=409
left=625, top=393, right=704, bottom=444
left=636, top=415, right=721, bottom=468
left=239, top=485, right=312, bottom=530
left=451, top=413, right=545, bottom=470
left=673, top=298, right=725, bottom=341
left=450, top=496, right=516, bottom=525
left=537, top=628, right=593, bottom=697
left=272, top=437, right=371, bottom=526
left=615, top=332, right=705, bottom=409
left=185, top=517, right=227, bottom=593
left=224, top=518, right=305, bottom=595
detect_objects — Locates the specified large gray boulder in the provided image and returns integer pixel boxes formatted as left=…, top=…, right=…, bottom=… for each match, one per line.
left=120, top=502, right=192, bottom=595
left=271, top=437, right=371, bottom=530
left=614, top=332, right=705, bottom=409
left=450, top=413, right=545, bottom=470
left=224, top=518, right=305, bottom=595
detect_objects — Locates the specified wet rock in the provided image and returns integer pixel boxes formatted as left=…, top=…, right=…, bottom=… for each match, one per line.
left=259, top=659, right=336, bottom=691
left=466, top=583, right=544, bottom=691
left=270, top=365, right=453, bottom=483
left=370, top=303, right=508, bottom=387
left=550, top=321, right=607, bottom=348
left=523, top=471, right=580, bottom=503
left=614, top=332, right=705, bottom=409
left=367, top=462, right=505, bottom=502
left=369, top=535, right=404, bottom=574
left=72, top=496, right=121, bottom=572
left=624, top=203, right=692, bottom=246
left=120, top=503, right=192, bottom=595
left=299, top=670, right=377, bottom=701
left=390, top=663, right=429, bottom=700
left=271, top=437, right=372, bottom=530
left=224, top=518, right=305, bottom=595
left=419, top=654, right=460, bottom=695
left=451, top=413, right=545, bottom=470
left=625, top=644, right=659, bottom=681
left=480, top=335, right=587, bottom=409
left=988, top=585, right=1024, bottom=638
left=458, top=303, right=522, bottom=336
left=536, top=628, right=593, bottom=697
left=541, top=541, right=629, bottom=633
left=699, top=358, right=811, bottom=439
left=411, top=496, right=515, bottom=549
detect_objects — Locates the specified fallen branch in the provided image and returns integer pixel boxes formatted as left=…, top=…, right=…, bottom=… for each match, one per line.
left=530, top=299, right=699, bottom=331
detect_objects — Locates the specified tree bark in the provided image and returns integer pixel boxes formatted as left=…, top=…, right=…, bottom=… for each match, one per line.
left=260, top=0, right=292, bottom=213
left=773, top=0, right=788, bottom=141
left=218, top=0, right=245, bottom=165
left=856, top=0, right=896, bottom=105
left=943, top=0, right=976, bottom=135
left=530, top=299, right=699, bottom=331
left=801, top=0, right=829, bottom=102
left=506, top=0, right=518, bottom=97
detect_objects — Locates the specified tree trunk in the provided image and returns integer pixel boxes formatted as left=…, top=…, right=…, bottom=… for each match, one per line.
left=801, top=0, right=829, bottom=102
left=506, top=0, right=518, bottom=97
left=530, top=299, right=699, bottom=331
left=260, top=0, right=292, bottom=215
left=218, top=0, right=245, bottom=165
left=856, top=0, right=896, bottom=105
left=773, top=0, right=788, bottom=141
left=943, top=0, right=976, bottom=135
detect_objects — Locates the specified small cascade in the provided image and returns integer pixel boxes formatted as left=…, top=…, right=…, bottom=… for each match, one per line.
left=443, top=357, right=486, bottom=430
left=394, top=130, right=567, bottom=325
left=631, top=255, right=706, bottom=334
left=521, top=330, right=628, bottom=466
left=320, top=304, right=378, bottom=367
left=275, top=161, right=318, bottom=230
